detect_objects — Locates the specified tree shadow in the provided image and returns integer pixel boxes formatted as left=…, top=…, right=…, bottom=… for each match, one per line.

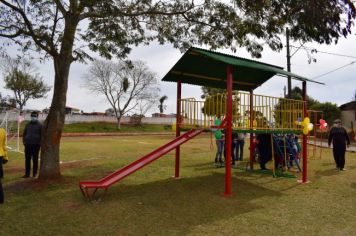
left=184, top=161, right=217, bottom=170
left=94, top=173, right=283, bottom=234
left=314, top=168, right=340, bottom=179
left=4, top=175, right=78, bottom=193
left=321, top=163, right=335, bottom=167
left=346, top=165, right=356, bottom=170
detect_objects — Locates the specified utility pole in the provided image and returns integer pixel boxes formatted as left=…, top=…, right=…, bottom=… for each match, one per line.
left=286, top=28, right=292, bottom=98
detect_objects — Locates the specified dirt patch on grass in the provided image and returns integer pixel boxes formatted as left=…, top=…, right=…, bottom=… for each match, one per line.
left=6, top=166, right=23, bottom=175
left=5, top=178, right=54, bottom=192
left=5, top=175, right=77, bottom=193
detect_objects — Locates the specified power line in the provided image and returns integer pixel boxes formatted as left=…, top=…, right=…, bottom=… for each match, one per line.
left=290, top=45, right=356, bottom=59
left=312, top=61, right=356, bottom=79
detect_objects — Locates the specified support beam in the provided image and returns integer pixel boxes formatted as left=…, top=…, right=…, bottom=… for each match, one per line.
left=174, top=80, right=182, bottom=179
left=302, top=81, right=308, bottom=183
left=286, top=28, right=292, bottom=97
left=249, top=89, right=254, bottom=170
left=224, top=65, right=233, bottom=196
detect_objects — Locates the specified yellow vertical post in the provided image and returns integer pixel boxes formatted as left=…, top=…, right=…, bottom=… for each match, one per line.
left=283, top=135, right=288, bottom=172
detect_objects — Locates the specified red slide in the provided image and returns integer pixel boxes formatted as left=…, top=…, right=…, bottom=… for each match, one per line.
left=79, top=129, right=203, bottom=200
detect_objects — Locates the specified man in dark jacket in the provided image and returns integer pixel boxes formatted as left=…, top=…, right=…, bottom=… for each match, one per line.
left=328, top=119, right=350, bottom=171
left=256, top=133, right=272, bottom=170
left=22, top=111, right=42, bottom=178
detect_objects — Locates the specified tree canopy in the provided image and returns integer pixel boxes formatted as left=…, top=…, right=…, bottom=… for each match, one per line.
left=1, top=1, right=355, bottom=60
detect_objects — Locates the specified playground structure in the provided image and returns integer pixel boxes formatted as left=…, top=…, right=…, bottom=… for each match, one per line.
left=180, top=93, right=306, bottom=172
left=79, top=47, right=323, bottom=199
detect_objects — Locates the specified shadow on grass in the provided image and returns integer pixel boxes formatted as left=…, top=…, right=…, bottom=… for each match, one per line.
left=321, top=162, right=335, bottom=167
left=314, top=168, right=340, bottom=179
left=96, top=173, right=282, bottom=234
left=184, top=161, right=216, bottom=170
left=315, top=164, right=356, bottom=180
left=3, top=171, right=286, bottom=235
left=346, top=165, right=356, bottom=170
left=4, top=175, right=78, bottom=193
left=351, top=182, right=356, bottom=190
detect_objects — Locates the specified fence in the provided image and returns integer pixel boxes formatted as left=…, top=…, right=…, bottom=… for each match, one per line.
left=179, top=92, right=305, bottom=132
left=0, top=113, right=176, bottom=125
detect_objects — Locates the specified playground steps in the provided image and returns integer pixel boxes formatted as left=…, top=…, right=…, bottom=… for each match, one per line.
left=79, top=129, right=203, bottom=200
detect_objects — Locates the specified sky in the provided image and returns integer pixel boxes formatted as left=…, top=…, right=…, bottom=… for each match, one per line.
left=0, top=33, right=355, bottom=115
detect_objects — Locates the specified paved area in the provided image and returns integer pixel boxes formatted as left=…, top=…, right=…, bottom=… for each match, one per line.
left=308, top=140, right=356, bottom=153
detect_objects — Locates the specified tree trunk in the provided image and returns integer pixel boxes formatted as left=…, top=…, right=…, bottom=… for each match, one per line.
left=39, top=58, right=70, bottom=179
left=116, top=115, right=122, bottom=130
left=39, top=16, right=79, bottom=179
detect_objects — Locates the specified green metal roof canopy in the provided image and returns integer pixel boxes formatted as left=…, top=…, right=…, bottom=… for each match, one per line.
left=162, top=47, right=323, bottom=91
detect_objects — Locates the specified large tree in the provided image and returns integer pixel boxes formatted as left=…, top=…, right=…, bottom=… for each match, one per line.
left=4, top=69, right=50, bottom=112
left=1, top=57, right=50, bottom=111
left=0, top=1, right=354, bottom=179
left=289, top=86, right=319, bottom=108
left=84, top=60, right=159, bottom=130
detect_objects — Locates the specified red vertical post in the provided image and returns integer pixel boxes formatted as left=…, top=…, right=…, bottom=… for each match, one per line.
left=302, top=81, right=308, bottom=183
left=249, top=89, right=254, bottom=170
left=174, top=80, right=182, bottom=179
left=224, top=65, right=233, bottom=196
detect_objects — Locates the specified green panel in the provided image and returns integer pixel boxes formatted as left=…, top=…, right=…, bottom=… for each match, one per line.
left=162, top=47, right=324, bottom=91
left=232, top=129, right=303, bottom=135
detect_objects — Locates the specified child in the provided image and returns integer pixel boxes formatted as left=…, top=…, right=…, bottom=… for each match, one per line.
left=214, top=118, right=225, bottom=166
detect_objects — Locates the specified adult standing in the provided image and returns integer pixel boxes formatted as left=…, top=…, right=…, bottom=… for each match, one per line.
left=0, top=127, right=8, bottom=204
left=328, top=119, right=350, bottom=171
left=236, top=133, right=246, bottom=161
left=23, top=111, right=42, bottom=178
left=256, top=133, right=272, bottom=170
left=231, top=131, right=238, bottom=165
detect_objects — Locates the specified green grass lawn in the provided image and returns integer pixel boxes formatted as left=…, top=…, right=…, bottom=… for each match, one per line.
left=62, top=122, right=173, bottom=133
left=14, top=121, right=173, bottom=134
left=1, top=134, right=356, bottom=235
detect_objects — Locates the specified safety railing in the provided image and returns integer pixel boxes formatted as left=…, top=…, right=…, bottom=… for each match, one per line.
left=178, top=92, right=305, bottom=133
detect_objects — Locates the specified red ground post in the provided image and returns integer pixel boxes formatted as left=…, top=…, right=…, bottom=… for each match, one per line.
left=302, top=81, right=308, bottom=183
left=249, top=89, right=254, bottom=170
left=224, top=65, right=233, bottom=196
left=174, top=80, right=182, bottom=179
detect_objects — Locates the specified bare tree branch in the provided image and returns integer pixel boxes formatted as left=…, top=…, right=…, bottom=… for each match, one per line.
left=83, top=59, right=159, bottom=129
left=53, top=0, right=67, bottom=15
left=0, top=0, right=53, bottom=54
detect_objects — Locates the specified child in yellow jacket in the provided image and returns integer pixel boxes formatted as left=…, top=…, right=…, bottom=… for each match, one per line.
left=0, top=127, right=7, bottom=204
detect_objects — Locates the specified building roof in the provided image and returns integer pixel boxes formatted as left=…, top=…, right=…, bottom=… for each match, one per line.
left=339, top=101, right=356, bottom=111
left=162, top=47, right=324, bottom=91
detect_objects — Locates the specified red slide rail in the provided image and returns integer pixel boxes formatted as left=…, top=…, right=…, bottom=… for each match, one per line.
left=79, top=129, right=203, bottom=200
